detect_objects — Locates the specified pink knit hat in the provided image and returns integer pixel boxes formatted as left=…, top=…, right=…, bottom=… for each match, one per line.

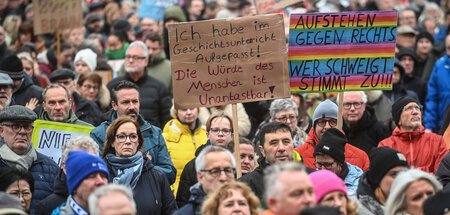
left=309, top=170, right=348, bottom=203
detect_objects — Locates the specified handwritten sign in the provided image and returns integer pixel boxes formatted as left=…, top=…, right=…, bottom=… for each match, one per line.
left=33, top=0, right=83, bottom=35
left=255, top=0, right=303, bottom=14
left=169, top=14, right=290, bottom=108
left=32, top=120, right=94, bottom=166
left=289, top=11, right=397, bottom=93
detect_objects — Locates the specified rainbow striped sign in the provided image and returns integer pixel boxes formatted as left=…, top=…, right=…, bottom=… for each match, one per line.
left=289, top=11, right=397, bottom=93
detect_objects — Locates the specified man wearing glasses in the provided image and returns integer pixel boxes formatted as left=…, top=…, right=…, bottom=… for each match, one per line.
left=295, top=99, right=369, bottom=171
left=379, top=96, right=448, bottom=174
left=339, top=91, right=390, bottom=155
left=106, top=41, right=172, bottom=129
left=0, top=105, right=59, bottom=212
left=174, top=145, right=236, bottom=215
left=313, top=128, right=362, bottom=196
left=176, top=111, right=234, bottom=207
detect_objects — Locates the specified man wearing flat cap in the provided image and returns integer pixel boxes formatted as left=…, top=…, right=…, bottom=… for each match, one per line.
left=0, top=73, right=13, bottom=111
left=0, top=105, right=59, bottom=212
left=47, top=68, right=102, bottom=126
left=0, top=55, right=43, bottom=106
left=379, top=96, right=448, bottom=174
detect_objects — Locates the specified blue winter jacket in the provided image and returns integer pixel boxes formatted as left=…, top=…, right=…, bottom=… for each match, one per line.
left=90, top=112, right=176, bottom=184
left=173, top=183, right=206, bottom=215
left=0, top=151, right=59, bottom=213
left=344, top=162, right=363, bottom=197
left=425, top=54, right=450, bottom=132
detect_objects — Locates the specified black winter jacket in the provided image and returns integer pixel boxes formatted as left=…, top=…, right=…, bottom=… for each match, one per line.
left=13, top=74, right=43, bottom=106
left=106, top=70, right=172, bottom=128
left=34, top=169, right=68, bottom=215
left=72, top=92, right=102, bottom=126
left=238, top=157, right=269, bottom=201
left=343, top=107, right=391, bottom=155
left=173, top=183, right=206, bottom=215
left=107, top=156, right=178, bottom=215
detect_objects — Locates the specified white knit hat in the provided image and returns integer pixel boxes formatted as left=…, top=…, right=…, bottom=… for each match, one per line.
left=74, top=49, right=97, bottom=72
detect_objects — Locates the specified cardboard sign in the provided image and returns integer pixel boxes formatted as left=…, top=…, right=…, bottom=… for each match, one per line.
left=169, top=14, right=290, bottom=108
left=289, top=11, right=398, bottom=93
left=32, top=120, right=94, bottom=166
left=33, top=0, right=83, bottom=35
left=256, top=0, right=303, bottom=14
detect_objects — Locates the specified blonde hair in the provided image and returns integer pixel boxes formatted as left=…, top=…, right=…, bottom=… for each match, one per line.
left=201, top=181, right=260, bottom=215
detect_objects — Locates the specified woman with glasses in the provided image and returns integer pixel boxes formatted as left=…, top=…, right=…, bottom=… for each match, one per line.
left=103, top=116, right=178, bottom=215
left=0, top=166, right=34, bottom=214
left=76, top=73, right=111, bottom=113
left=355, top=147, right=409, bottom=215
left=309, top=170, right=358, bottom=215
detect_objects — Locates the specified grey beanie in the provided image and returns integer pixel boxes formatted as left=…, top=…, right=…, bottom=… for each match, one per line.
left=313, top=99, right=338, bottom=124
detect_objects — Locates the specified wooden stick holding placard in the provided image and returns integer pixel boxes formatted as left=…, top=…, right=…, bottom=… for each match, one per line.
left=232, top=103, right=242, bottom=178
left=56, top=32, right=61, bottom=69
left=337, top=92, right=344, bottom=131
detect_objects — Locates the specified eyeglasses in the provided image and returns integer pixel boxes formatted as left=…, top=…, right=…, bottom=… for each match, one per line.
left=82, top=84, right=99, bottom=91
left=316, top=119, right=337, bottom=128
left=343, top=102, right=364, bottom=110
left=125, top=55, right=146, bottom=61
left=209, top=128, right=232, bottom=135
left=201, top=167, right=235, bottom=178
left=116, top=134, right=139, bottom=142
left=2, top=124, right=33, bottom=132
left=403, top=105, right=422, bottom=112
left=274, top=115, right=297, bottom=122
left=8, top=191, right=31, bottom=199
left=313, top=160, right=335, bottom=169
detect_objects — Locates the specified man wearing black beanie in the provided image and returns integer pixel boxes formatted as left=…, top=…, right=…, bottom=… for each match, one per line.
left=355, top=147, right=409, bottom=215
left=313, top=128, right=363, bottom=196
left=379, top=96, right=448, bottom=174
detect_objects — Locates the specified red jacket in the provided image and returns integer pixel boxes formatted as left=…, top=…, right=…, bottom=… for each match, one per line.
left=379, top=126, right=448, bottom=174
left=294, top=128, right=370, bottom=171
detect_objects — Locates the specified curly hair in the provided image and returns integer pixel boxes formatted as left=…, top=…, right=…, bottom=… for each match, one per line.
left=102, top=116, right=144, bottom=158
left=201, top=181, right=260, bottom=215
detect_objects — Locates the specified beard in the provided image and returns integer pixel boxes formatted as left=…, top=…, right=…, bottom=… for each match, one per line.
left=125, top=65, right=144, bottom=74
left=0, top=94, right=11, bottom=110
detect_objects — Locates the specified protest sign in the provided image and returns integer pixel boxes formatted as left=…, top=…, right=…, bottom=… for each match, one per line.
left=32, top=120, right=94, bottom=166
left=255, top=0, right=303, bottom=14
left=168, top=14, right=290, bottom=108
left=289, top=11, right=398, bottom=93
left=33, top=0, right=83, bottom=35
left=139, top=0, right=179, bottom=21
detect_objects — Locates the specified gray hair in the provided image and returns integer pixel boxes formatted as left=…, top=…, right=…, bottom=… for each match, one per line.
left=264, top=162, right=306, bottom=202
left=61, top=136, right=100, bottom=163
left=42, top=83, right=71, bottom=102
left=336, top=91, right=368, bottom=104
left=385, top=168, right=442, bottom=215
left=88, top=184, right=137, bottom=215
left=269, top=98, right=298, bottom=119
left=127, top=41, right=148, bottom=59
left=418, top=2, right=443, bottom=25
left=17, top=52, right=34, bottom=64
left=195, top=145, right=236, bottom=173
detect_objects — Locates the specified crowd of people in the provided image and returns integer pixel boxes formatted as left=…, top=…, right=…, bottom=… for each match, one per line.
left=0, top=0, right=449, bottom=214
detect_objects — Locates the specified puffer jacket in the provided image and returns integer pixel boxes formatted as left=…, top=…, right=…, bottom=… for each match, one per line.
left=106, top=156, right=178, bottom=215
left=162, top=118, right=207, bottom=196
left=90, top=112, right=176, bottom=184
left=436, top=152, right=450, bottom=192
left=343, top=162, right=363, bottom=196
left=294, top=128, right=370, bottom=171
left=379, top=126, right=448, bottom=174
left=35, top=169, right=68, bottom=215
left=173, top=183, right=206, bottom=215
left=106, top=69, right=172, bottom=129
left=0, top=151, right=59, bottom=212
left=425, top=54, right=450, bottom=132
left=354, top=171, right=385, bottom=215
left=343, top=106, right=391, bottom=154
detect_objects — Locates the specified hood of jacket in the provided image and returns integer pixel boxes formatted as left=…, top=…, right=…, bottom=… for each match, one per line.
left=188, top=182, right=207, bottom=205
left=343, top=106, right=378, bottom=133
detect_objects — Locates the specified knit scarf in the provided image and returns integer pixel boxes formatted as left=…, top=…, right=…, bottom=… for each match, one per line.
left=106, top=42, right=129, bottom=60
left=69, top=196, right=88, bottom=215
left=0, top=143, right=37, bottom=170
left=106, top=152, right=143, bottom=190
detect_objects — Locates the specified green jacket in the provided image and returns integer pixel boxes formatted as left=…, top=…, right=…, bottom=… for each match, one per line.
left=148, top=51, right=172, bottom=94
left=39, top=108, right=93, bottom=127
